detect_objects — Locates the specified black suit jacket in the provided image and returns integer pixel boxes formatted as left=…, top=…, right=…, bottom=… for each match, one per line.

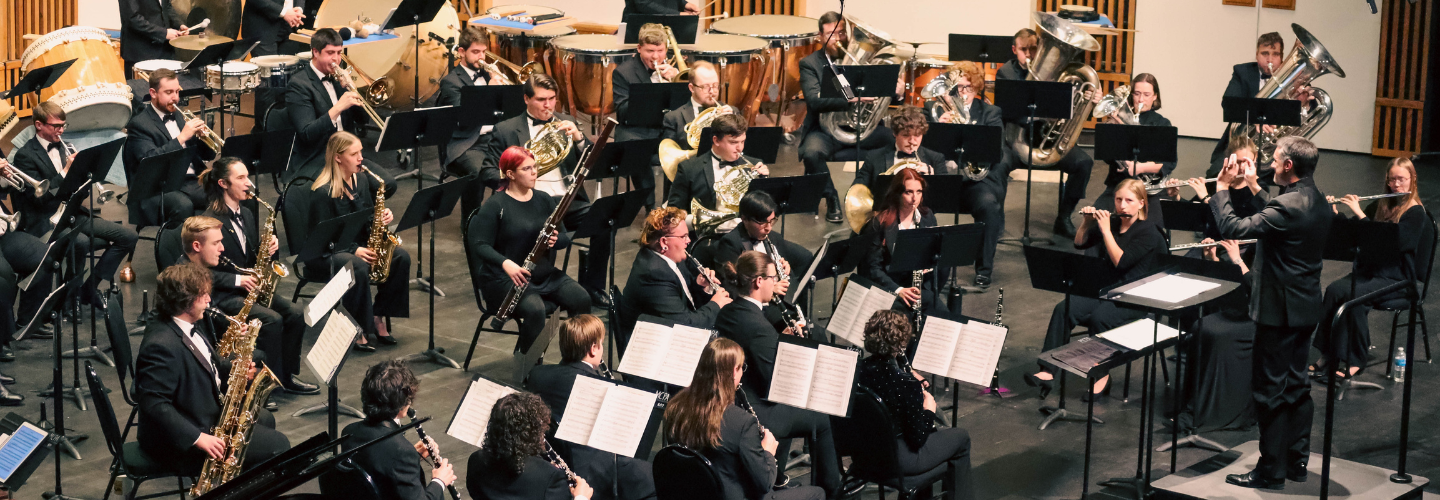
left=200, top=206, right=262, bottom=301
left=10, top=137, right=67, bottom=235
left=711, top=230, right=811, bottom=284
left=437, top=65, right=493, bottom=166
left=242, top=0, right=305, bottom=45
left=660, top=102, right=699, bottom=148
left=613, top=58, right=665, bottom=142
left=119, top=0, right=181, bottom=62
left=620, top=249, right=720, bottom=333
left=466, top=451, right=571, bottom=500
left=526, top=361, right=600, bottom=421
left=799, top=50, right=853, bottom=138
left=136, top=316, right=228, bottom=462
left=123, top=105, right=209, bottom=226
left=1210, top=176, right=1330, bottom=327
left=620, top=0, right=687, bottom=24
left=855, top=145, right=949, bottom=192
left=481, top=113, right=592, bottom=191
left=286, top=63, right=368, bottom=182
left=667, top=153, right=762, bottom=212
left=995, top=59, right=1029, bottom=127
left=860, top=210, right=940, bottom=291
left=925, top=96, right=1003, bottom=128
left=693, top=406, right=778, bottom=500
left=342, top=419, right=445, bottom=500
left=1209, top=62, right=1266, bottom=163
left=716, top=298, right=783, bottom=400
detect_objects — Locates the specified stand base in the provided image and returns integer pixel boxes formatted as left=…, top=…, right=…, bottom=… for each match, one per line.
left=978, top=386, right=1011, bottom=398
left=61, top=346, right=115, bottom=367
left=395, top=169, right=442, bottom=182
left=405, top=348, right=461, bottom=370
left=1099, top=476, right=1148, bottom=500
left=1151, top=440, right=1428, bottom=500
left=36, top=421, right=87, bottom=460
left=1039, top=406, right=1104, bottom=430
left=1335, top=379, right=1385, bottom=401
left=292, top=399, right=366, bottom=419
left=412, top=277, right=446, bottom=297
left=41, top=492, right=89, bottom=500
left=39, top=385, right=89, bottom=411
left=1155, top=434, right=1228, bottom=453
left=785, top=452, right=811, bottom=470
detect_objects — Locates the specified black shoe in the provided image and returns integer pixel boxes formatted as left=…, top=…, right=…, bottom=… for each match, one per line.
left=1053, top=216, right=1077, bottom=239
left=1022, top=372, right=1053, bottom=399
left=375, top=335, right=399, bottom=346
left=974, top=274, right=992, bottom=289
left=0, top=386, right=23, bottom=406
left=29, top=324, right=54, bottom=340
left=1225, top=470, right=1284, bottom=490
left=264, top=401, right=280, bottom=412
left=773, top=472, right=790, bottom=489
left=0, top=345, right=13, bottom=362
left=826, top=205, right=845, bottom=223
left=588, top=287, right=611, bottom=308
left=353, top=343, right=376, bottom=353
left=840, top=477, right=867, bottom=499
left=0, top=373, right=14, bottom=385
left=284, top=377, right=321, bottom=395
left=1288, top=461, right=1308, bottom=482
left=1081, top=381, right=1112, bottom=403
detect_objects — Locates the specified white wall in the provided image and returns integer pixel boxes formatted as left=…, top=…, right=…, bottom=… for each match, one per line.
left=803, top=0, right=1031, bottom=40
left=79, top=0, right=122, bottom=30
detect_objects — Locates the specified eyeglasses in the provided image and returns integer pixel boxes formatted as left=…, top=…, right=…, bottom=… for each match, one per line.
left=42, top=121, right=67, bottom=129
left=663, top=233, right=691, bottom=241
left=746, top=216, right=777, bottom=227
left=692, top=83, right=719, bottom=91
left=759, top=274, right=779, bottom=281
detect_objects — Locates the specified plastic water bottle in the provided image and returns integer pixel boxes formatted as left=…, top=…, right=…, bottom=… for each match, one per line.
left=1394, top=347, right=1407, bottom=383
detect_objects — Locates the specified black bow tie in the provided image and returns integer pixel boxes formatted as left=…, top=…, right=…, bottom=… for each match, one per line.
left=162, top=114, right=176, bottom=123
left=230, top=211, right=245, bottom=229
left=718, top=157, right=746, bottom=168
left=46, top=142, right=63, bottom=153
left=530, top=116, right=553, bottom=126
left=897, top=151, right=917, bottom=159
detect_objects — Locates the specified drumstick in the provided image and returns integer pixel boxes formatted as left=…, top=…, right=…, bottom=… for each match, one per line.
left=184, top=19, right=211, bottom=34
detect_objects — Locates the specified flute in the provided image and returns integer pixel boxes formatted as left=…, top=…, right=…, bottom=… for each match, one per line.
left=1080, top=207, right=1134, bottom=219
left=407, top=409, right=462, bottom=500
left=1331, top=192, right=1409, bottom=204
left=1169, top=239, right=1258, bottom=252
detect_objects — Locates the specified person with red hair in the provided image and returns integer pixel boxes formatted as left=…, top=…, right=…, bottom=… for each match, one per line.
left=859, top=169, right=945, bottom=312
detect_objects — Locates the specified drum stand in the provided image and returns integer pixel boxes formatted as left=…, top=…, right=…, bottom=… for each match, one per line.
left=392, top=13, right=445, bottom=297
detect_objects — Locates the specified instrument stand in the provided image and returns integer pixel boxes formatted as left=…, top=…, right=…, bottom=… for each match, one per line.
left=378, top=107, right=461, bottom=301
left=992, top=79, right=1074, bottom=247
left=27, top=278, right=88, bottom=475
left=395, top=179, right=469, bottom=370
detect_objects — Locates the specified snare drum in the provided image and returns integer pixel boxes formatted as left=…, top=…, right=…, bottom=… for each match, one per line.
left=21, top=26, right=132, bottom=132
left=681, top=34, right=769, bottom=122
left=206, top=61, right=261, bottom=91
left=252, top=55, right=300, bottom=88
left=906, top=58, right=950, bottom=106
left=709, top=15, right=819, bottom=133
left=550, top=35, right=635, bottom=117
left=133, top=59, right=184, bottom=82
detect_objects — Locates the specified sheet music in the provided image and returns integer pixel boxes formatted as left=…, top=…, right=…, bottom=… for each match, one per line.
left=910, top=316, right=963, bottom=376
left=948, top=321, right=1008, bottom=387
left=827, top=280, right=870, bottom=342
left=305, top=265, right=355, bottom=326
left=617, top=321, right=671, bottom=381
left=655, top=325, right=712, bottom=387
left=1121, top=274, right=1220, bottom=303
left=1099, top=318, right=1182, bottom=351
left=583, top=385, right=657, bottom=458
left=446, top=377, right=517, bottom=448
left=767, top=341, right=818, bottom=409
left=554, top=375, right=612, bottom=446
left=0, top=422, right=45, bottom=482
left=807, top=345, right=858, bottom=416
left=849, top=287, right=898, bottom=344
left=305, top=310, right=358, bottom=385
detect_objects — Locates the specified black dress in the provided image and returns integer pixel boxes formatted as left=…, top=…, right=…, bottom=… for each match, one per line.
left=305, top=173, right=412, bottom=337
left=1177, top=300, right=1257, bottom=434
left=858, top=209, right=946, bottom=312
left=856, top=355, right=975, bottom=500
left=1041, top=217, right=1167, bottom=364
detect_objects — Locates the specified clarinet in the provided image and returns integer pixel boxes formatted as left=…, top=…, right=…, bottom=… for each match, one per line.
left=688, top=255, right=721, bottom=295
left=407, top=409, right=462, bottom=500
left=762, top=240, right=808, bottom=337
left=735, top=386, right=766, bottom=439
left=543, top=439, right=579, bottom=487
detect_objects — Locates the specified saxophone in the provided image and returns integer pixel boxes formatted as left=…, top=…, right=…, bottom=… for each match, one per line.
left=191, top=309, right=281, bottom=496
left=362, top=166, right=401, bottom=284
left=250, top=190, right=289, bottom=307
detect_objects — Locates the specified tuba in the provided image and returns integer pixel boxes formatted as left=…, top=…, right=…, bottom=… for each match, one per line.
left=842, top=158, right=929, bottom=234
left=658, top=105, right=733, bottom=180
left=362, top=165, right=401, bottom=284
left=1004, top=12, right=1101, bottom=168
left=526, top=121, right=575, bottom=178
left=191, top=309, right=281, bottom=496
left=818, top=15, right=898, bottom=145
left=1229, top=23, right=1344, bottom=165
left=691, top=156, right=760, bottom=235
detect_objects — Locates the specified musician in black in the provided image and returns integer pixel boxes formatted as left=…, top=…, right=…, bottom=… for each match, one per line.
left=135, top=263, right=289, bottom=474
left=118, top=0, right=185, bottom=77
left=926, top=62, right=1009, bottom=288
left=618, top=207, right=732, bottom=349
left=715, top=251, right=840, bottom=499
left=0, top=164, right=59, bottom=344
left=285, top=28, right=397, bottom=192
left=1207, top=32, right=1286, bottom=179
left=481, top=74, right=610, bottom=307
left=1212, top=137, right=1331, bottom=490
left=1026, top=179, right=1166, bottom=401
left=668, top=113, right=770, bottom=237
left=123, top=68, right=208, bottom=224
left=712, top=191, right=811, bottom=290
left=342, top=360, right=457, bottom=500
left=620, top=0, right=698, bottom=24
left=660, top=62, right=724, bottom=152
left=1094, top=73, right=1175, bottom=226
left=798, top=11, right=900, bottom=223
left=469, top=146, right=591, bottom=355
left=663, top=338, right=824, bottom=500
left=858, top=169, right=943, bottom=312
left=241, top=0, right=304, bottom=56
left=854, top=105, right=947, bottom=191
left=437, top=25, right=495, bottom=179
left=467, top=392, right=595, bottom=500
left=858, top=310, right=975, bottom=500
left=305, top=132, right=411, bottom=350
left=196, top=159, right=318, bottom=395
left=996, top=28, right=1095, bottom=238
left=1175, top=239, right=1257, bottom=435
left=612, top=23, right=672, bottom=212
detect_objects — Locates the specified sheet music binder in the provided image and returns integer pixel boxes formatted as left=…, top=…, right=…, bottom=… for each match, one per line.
left=617, top=315, right=716, bottom=387
left=554, top=374, right=668, bottom=460
left=304, top=262, right=356, bottom=327
left=446, top=373, right=521, bottom=448
left=764, top=336, right=861, bottom=417
left=826, top=275, right=897, bottom=345
left=304, top=308, right=361, bottom=386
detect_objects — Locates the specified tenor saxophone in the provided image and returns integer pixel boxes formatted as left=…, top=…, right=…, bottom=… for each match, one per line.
left=191, top=309, right=281, bottom=496
left=362, top=166, right=401, bottom=284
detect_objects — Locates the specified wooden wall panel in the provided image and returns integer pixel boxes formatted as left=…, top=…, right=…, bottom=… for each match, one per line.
left=1372, top=0, right=1432, bottom=157
left=3, top=0, right=79, bottom=118
left=705, top=0, right=805, bottom=19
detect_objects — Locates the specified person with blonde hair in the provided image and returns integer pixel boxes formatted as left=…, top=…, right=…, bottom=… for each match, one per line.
left=618, top=207, right=732, bottom=350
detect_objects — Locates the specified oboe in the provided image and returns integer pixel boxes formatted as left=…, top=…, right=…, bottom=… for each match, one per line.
left=735, top=386, right=766, bottom=439
left=543, top=439, right=579, bottom=487
left=407, top=409, right=462, bottom=500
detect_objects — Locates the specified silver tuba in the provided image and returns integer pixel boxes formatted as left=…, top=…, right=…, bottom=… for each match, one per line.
left=920, top=74, right=988, bottom=181
left=1229, top=23, right=1344, bottom=165
left=817, top=15, right=898, bottom=145
left=1004, top=12, right=1101, bottom=168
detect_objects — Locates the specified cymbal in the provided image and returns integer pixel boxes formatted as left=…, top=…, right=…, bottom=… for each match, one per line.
left=170, top=34, right=235, bottom=51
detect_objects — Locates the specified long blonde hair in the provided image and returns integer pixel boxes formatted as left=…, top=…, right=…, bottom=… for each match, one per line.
left=1114, top=178, right=1149, bottom=220
left=1376, top=157, right=1422, bottom=223
left=312, top=131, right=361, bottom=199
left=664, top=338, right=745, bottom=450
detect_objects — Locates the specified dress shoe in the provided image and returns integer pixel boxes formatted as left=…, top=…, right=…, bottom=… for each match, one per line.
left=1288, top=460, right=1308, bottom=482
left=29, top=324, right=54, bottom=340
left=0, top=386, right=23, bottom=406
left=284, top=377, right=321, bottom=395
left=825, top=197, right=845, bottom=223
left=974, top=274, right=992, bottom=289
left=1081, top=381, right=1112, bottom=403
left=353, top=343, right=376, bottom=353
left=588, top=287, right=612, bottom=308
left=0, top=345, right=13, bottom=362
left=1022, top=372, right=1053, bottom=399
left=1053, top=216, right=1077, bottom=239
left=0, top=372, right=14, bottom=385
left=265, top=401, right=279, bottom=412
left=1225, top=470, right=1284, bottom=490
left=375, top=335, right=399, bottom=346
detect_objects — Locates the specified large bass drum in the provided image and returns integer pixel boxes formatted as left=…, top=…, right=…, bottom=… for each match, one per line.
left=549, top=34, right=635, bottom=118
left=313, top=0, right=458, bottom=109
left=681, top=34, right=770, bottom=124
left=708, top=15, right=819, bottom=135
left=21, top=26, right=132, bottom=132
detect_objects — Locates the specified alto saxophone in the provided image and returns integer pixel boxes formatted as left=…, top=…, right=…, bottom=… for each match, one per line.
left=191, top=308, right=281, bottom=496
left=250, top=190, right=289, bottom=307
left=361, top=166, right=401, bottom=284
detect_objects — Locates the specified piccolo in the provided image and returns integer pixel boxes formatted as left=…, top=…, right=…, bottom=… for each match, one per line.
left=1169, top=239, right=1258, bottom=252
left=1330, top=192, right=1409, bottom=204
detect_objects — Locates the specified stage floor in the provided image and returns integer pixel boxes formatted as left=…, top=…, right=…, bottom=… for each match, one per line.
left=1153, top=440, right=1427, bottom=500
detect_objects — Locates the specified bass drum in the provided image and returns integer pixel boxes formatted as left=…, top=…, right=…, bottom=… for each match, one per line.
left=21, top=26, right=132, bottom=132
left=313, top=0, right=459, bottom=109
left=549, top=34, right=635, bottom=117
left=680, top=34, right=769, bottom=123
left=0, top=99, right=16, bottom=141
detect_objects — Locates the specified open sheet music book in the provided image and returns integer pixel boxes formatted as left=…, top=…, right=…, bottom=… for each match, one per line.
left=766, top=336, right=861, bottom=417
left=555, top=375, right=668, bottom=459
left=617, top=316, right=715, bottom=387
left=305, top=309, right=360, bottom=385
left=827, top=275, right=898, bottom=345
left=446, top=375, right=520, bottom=448
left=910, top=313, right=1008, bottom=387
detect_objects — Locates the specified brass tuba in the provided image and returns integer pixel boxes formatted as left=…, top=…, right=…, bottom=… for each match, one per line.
left=526, top=121, right=575, bottom=178
left=842, top=158, right=929, bottom=234
left=658, top=105, right=733, bottom=180
left=1004, top=12, right=1101, bottom=168
left=691, top=156, right=760, bottom=235
left=362, top=165, right=401, bottom=284
left=1228, top=23, right=1344, bottom=165
left=817, top=15, right=898, bottom=145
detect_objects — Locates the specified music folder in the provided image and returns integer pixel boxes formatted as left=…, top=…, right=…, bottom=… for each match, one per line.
left=447, top=374, right=520, bottom=447
left=826, top=275, right=897, bottom=346
left=554, top=375, right=668, bottom=459
left=910, top=310, right=1008, bottom=388
left=765, top=336, right=860, bottom=418
left=618, top=315, right=715, bottom=387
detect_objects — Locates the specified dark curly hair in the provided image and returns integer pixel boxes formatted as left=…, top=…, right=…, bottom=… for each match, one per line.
left=360, top=360, right=419, bottom=422
left=482, top=392, right=551, bottom=477
left=155, top=263, right=212, bottom=320
left=863, top=310, right=912, bottom=358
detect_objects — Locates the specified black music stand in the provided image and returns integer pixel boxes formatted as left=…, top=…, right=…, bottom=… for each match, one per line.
left=1221, top=96, right=1304, bottom=129
left=459, top=84, right=524, bottom=129
left=1022, top=245, right=1111, bottom=430
left=947, top=35, right=1014, bottom=64
left=621, top=83, right=690, bottom=128
left=747, top=174, right=826, bottom=234
left=385, top=0, right=450, bottom=185
left=378, top=106, right=460, bottom=297
left=3, top=59, right=73, bottom=105
left=294, top=305, right=365, bottom=438
left=572, top=190, right=648, bottom=364
left=297, top=212, right=372, bottom=264
left=222, top=130, right=296, bottom=192
left=698, top=126, right=784, bottom=164
left=1160, top=200, right=1215, bottom=249
left=922, top=123, right=1005, bottom=197
left=129, top=148, right=193, bottom=230
left=27, top=278, right=87, bottom=474
left=182, top=39, right=252, bottom=137
left=1093, top=123, right=1178, bottom=179
left=994, top=79, right=1073, bottom=246
left=194, top=421, right=427, bottom=500
left=593, top=137, right=661, bottom=197
left=890, top=224, right=984, bottom=316
left=623, top=15, right=698, bottom=44
left=397, top=178, right=469, bottom=369
left=821, top=64, right=902, bottom=175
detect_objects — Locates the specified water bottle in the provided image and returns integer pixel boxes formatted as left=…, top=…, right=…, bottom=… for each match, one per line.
left=1393, top=347, right=1407, bottom=383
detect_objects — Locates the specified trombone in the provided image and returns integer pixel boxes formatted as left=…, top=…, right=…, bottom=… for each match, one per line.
left=480, top=49, right=540, bottom=84
left=660, top=25, right=691, bottom=82
left=0, top=158, right=50, bottom=198
left=333, top=59, right=388, bottom=127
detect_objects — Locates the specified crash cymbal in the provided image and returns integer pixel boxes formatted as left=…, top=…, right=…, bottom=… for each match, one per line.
left=170, top=34, right=234, bottom=51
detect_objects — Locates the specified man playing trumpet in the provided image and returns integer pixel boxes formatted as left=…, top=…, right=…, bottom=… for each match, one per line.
left=611, top=22, right=674, bottom=212
left=123, top=68, right=212, bottom=224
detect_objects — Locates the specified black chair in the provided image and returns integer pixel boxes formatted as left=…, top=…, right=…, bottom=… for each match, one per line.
left=86, top=362, right=193, bottom=500
left=653, top=444, right=725, bottom=500
left=103, top=287, right=138, bottom=412
left=832, top=385, right=952, bottom=500
left=1378, top=208, right=1438, bottom=376
left=318, top=458, right=383, bottom=500
left=459, top=206, right=530, bottom=371
left=153, top=222, right=185, bottom=271
left=281, top=181, right=329, bottom=303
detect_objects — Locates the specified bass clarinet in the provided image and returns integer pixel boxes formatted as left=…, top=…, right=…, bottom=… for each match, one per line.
left=408, top=409, right=462, bottom=500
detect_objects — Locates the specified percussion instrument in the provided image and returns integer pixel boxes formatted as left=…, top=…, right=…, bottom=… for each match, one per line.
left=905, top=57, right=949, bottom=106
left=681, top=34, right=769, bottom=122
left=0, top=99, right=16, bottom=140
left=489, top=26, right=575, bottom=110
left=485, top=4, right=564, bottom=18
left=251, top=55, right=301, bottom=88
left=20, top=26, right=132, bottom=132
left=205, top=61, right=261, bottom=91
left=171, top=34, right=235, bottom=62
left=550, top=34, right=635, bottom=118
left=133, top=59, right=184, bottom=83
left=708, top=15, right=818, bottom=134
left=314, top=0, right=459, bottom=109
left=380, top=37, right=450, bottom=108
left=171, top=0, right=243, bottom=39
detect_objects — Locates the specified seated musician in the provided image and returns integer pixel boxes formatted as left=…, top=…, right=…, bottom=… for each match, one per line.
left=996, top=28, right=1094, bottom=238
left=469, top=146, right=591, bottom=354
left=661, top=62, right=726, bottom=154
left=799, top=12, right=901, bottom=224
left=668, top=113, right=770, bottom=237
left=11, top=102, right=138, bottom=308
left=196, top=158, right=319, bottom=396
left=342, top=360, right=458, bottom=500
left=1025, top=179, right=1166, bottom=401
left=481, top=74, right=610, bottom=307
left=711, top=191, right=812, bottom=324
left=854, top=105, right=947, bottom=191
left=122, top=68, right=209, bottom=224
left=1095, top=73, right=1176, bottom=225
left=1207, top=32, right=1286, bottom=179
left=118, top=0, right=184, bottom=77
left=467, top=392, right=595, bottom=500
left=135, top=262, right=289, bottom=473
left=1175, top=239, right=1257, bottom=435
left=306, top=132, right=411, bottom=351
left=858, top=170, right=944, bottom=312
left=438, top=25, right=496, bottom=180
left=858, top=310, right=975, bottom=500
left=1311, top=157, right=1432, bottom=379
left=663, top=338, right=824, bottom=500
left=285, top=28, right=397, bottom=192
left=525, top=315, right=657, bottom=500
left=613, top=23, right=675, bottom=212
left=620, top=0, right=698, bottom=25
left=0, top=161, right=59, bottom=344
left=715, top=251, right=839, bottom=499
left=618, top=207, right=732, bottom=348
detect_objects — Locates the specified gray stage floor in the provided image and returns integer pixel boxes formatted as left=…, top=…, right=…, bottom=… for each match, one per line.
left=3, top=113, right=1436, bottom=500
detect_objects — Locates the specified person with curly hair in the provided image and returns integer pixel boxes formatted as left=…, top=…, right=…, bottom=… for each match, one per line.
left=617, top=207, right=732, bottom=351
left=468, top=392, right=595, bottom=500
left=857, top=310, right=974, bottom=500
left=341, top=360, right=457, bottom=499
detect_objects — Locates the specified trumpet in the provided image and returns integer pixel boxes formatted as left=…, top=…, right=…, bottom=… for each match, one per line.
left=92, top=182, right=115, bottom=204
left=179, top=108, right=225, bottom=152
left=0, top=159, right=50, bottom=198
left=1330, top=192, right=1409, bottom=204
left=1169, top=239, right=1258, bottom=252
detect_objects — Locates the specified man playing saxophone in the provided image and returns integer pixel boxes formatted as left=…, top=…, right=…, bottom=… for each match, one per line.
left=122, top=68, right=210, bottom=224
left=667, top=114, right=769, bottom=237
left=285, top=28, right=398, bottom=193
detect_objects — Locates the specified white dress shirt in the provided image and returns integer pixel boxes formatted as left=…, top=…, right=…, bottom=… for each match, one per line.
left=154, top=104, right=196, bottom=174
left=311, top=62, right=344, bottom=130
left=34, top=136, right=66, bottom=177
left=174, top=317, right=221, bottom=390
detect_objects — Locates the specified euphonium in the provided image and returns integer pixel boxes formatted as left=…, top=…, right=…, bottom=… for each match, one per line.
left=658, top=105, right=733, bottom=180
left=362, top=165, right=401, bottom=284
left=691, top=156, right=760, bottom=235
left=842, top=158, right=929, bottom=234
left=191, top=308, right=281, bottom=496
left=818, top=15, right=898, bottom=145
left=1004, top=12, right=1101, bottom=168
left=180, top=108, right=225, bottom=152
left=1092, top=84, right=1139, bottom=125
left=250, top=188, right=288, bottom=307
left=526, top=121, right=574, bottom=178
left=1228, top=23, right=1344, bottom=165
left=920, top=74, right=988, bottom=181
left=334, top=58, right=388, bottom=127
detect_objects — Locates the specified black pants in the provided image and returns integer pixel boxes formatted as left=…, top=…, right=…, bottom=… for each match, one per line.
left=481, top=271, right=591, bottom=354
left=310, top=247, right=412, bottom=337
left=141, top=191, right=198, bottom=228
left=799, top=126, right=895, bottom=201
left=66, top=216, right=139, bottom=290
left=562, top=199, right=612, bottom=292
left=1252, top=323, right=1316, bottom=480
left=895, top=428, right=975, bottom=500
left=171, top=409, right=289, bottom=474
left=2, top=231, right=52, bottom=325
left=1042, top=296, right=1147, bottom=370
left=448, top=147, right=487, bottom=179
left=956, top=177, right=1007, bottom=277
left=215, top=294, right=306, bottom=382
left=753, top=401, right=840, bottom=498
left=1312, top=274, right=1402, bottom=370
left=570, top=444, right=657, bottom=500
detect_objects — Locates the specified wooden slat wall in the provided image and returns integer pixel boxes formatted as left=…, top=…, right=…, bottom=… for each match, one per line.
left=454, top=0, right=493, bottom=22
left=1372, top=0, right=1432, bottom=158
left=3, top=0, right=80, bottom=117
left=706, top=0, right=806, bottom=19
left=1035, top=0, right=1136, bottom=129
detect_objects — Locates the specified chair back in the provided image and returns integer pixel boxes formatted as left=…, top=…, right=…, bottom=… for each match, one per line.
left=103, top=287, right=136, bottom=405
left=155, top=222, right=185, bottom=270
left=263, top=102, right=293, bottom=135
left=84, top=362, right=125, bottom=460
left=318, top=458, right=384, bottom=500
left=462, top=206, right=488, bottom=312
left=839, top=385, right=905, bottom=481
left=653, top=445, right=725, bottom=500
left=281, top=181, right=314, bottom=263
left=1417, top=207, right=1438, bottom=301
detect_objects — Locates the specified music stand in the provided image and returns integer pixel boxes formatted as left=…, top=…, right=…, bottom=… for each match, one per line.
left=385, top=0, right=450, bottom=181
left=623, top=15, right=698, bottom=44
left=294, top=306, right=365, bottom=438
left=821, top=64, right=902, bottom=176
left=51, top=139, right=124, bottom=388
left=593, top=138, right=661, bottom=195
left=3, top=59, right=74, bottom=105
left=182, top=39, right=254, bottom=138
left=621, top=83, right=690, bottom=128
left=1160, top=200, right=1213, bottom=241
left=947, top=35, right=1014, bottom=64
left=222, top=130, right=296, bottom=192
left=747, top=174, right=827, bottom=234
left=572, top=190, right=648, bottom=364
left=378, top=106, right=460, bottom=296
left=890, top=223, right=985, bottom=315
left=128, top=148, right=193, bottom=231
left=296, top=211, right=372, bottom=264
left=27, top=278, right=88, bottom=470
left=1221, top=96, right=1304, bottom=128
left=194, top=421, right=428, bottom=500
left=1093, top=123, right=1178, bottom=180
left=459, top=84, right=524, bottom=129
left=1324, top=217, right=1402, bottom=385
left=699, top=126, right=784, bottom=164
left=994, top=79, right=1074, bottom=246
left=1022, top=245, right=1111, bottom=429
left=0, top=412, right=57, bottom=495
left=396, top=178, right=469, bottom=369
left=923, top=123, right=1004, bottom=177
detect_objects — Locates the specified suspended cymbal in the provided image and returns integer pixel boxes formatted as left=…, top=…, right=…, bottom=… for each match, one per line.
left=170, top=34, right=234, bottom=51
